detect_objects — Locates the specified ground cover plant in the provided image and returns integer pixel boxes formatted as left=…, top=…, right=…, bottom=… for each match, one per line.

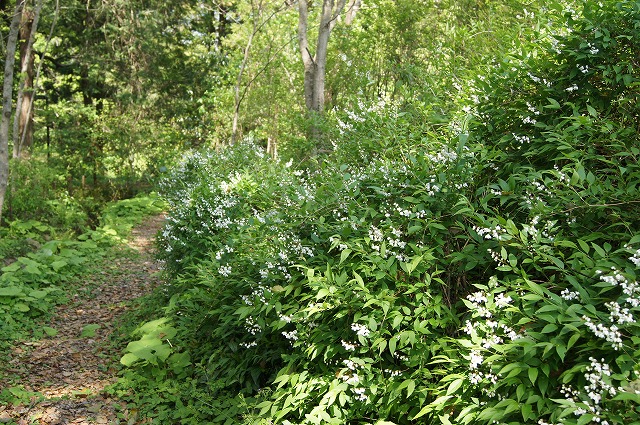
left=116, top=1, right=640, bottom=424
left=0, top=194, right=165, bottom=352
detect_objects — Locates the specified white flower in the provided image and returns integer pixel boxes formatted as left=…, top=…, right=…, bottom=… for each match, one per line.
left=561, top=288, right=580, bottom=301
left=345, top=373, right=360, bottom=385
left=469, top=350, right=483, bottom=370
left=282, top=330, right=298, bottom=341
left=341, top=340, right=357, bottom=351
left=494, top=293, right=513, bottom=308
left=583, top=316, right=623, bottom=350
left=352, top=387, right=368, bottom=401
left=351, top=323, right=370, bottom=338
left=343, top=359, right=357, bottom=371
left=467, top=291, right=488, bottom=305
left=218, top=265, right=232, bottom=276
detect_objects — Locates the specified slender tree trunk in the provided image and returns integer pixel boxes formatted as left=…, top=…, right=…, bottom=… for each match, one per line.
left=1, top=0, right=27, bottom=223
left=231, top=28, right=256, bottom=145
left=345, top=0, right=360, bottom=25
left=19, top=0, right=56, bottom=156
left=297, top=0, right=348, bottom=152
left=231, top=1, right=287, bottom=145
left=13, top=0, right=42, bottom=158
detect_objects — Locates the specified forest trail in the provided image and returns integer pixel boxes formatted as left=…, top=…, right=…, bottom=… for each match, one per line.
left=0, top=214, right=166, bottom=425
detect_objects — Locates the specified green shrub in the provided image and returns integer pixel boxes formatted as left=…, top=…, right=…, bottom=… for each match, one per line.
left=118, top=1, right=640, bottom=424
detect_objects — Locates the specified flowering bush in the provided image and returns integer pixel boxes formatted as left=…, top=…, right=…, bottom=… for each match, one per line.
left=117, top=1, right=640, bottom=424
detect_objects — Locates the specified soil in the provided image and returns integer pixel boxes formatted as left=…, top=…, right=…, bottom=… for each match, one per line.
left=0, top=214, right=166, bottom=425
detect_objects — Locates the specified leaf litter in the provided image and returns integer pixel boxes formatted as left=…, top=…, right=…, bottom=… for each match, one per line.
left=0, top=214, right=167, bottom=424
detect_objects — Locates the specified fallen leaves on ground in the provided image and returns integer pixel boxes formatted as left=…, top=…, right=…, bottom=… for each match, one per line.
left=0, top=214, right=166, bottom=425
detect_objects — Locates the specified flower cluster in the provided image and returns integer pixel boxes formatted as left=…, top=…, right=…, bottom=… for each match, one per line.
left=561, top=288, right=580, bottom=301
left=351, top=323, right=370, bottom=338
left=339, top=358, right=369, bottom=402
left=341, top=340, right=358, bottom=351
left=473, top=224, right=507, bottom=241
left=368, top=224, right=410, bottom=263
left=582, top=316, right=623, bottom=350
left=628, top=247, right=640, bottom=267
left=463, top=283, right=521, bottom=392
left=512, top=133, right=531, bottom=145
left=558, top=357, right=633, bottom=425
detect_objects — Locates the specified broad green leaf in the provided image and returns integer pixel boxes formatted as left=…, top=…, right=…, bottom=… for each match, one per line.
left=81, top=324, right=101, bottom=337
left=120, top=353, right=140, bottom=366
left=51, top=260, right=68, bottom=272
left=0, top=287, right=23, bottom=297
left=446, top=378, right=464, bottom=395
left=29, top=290, right=48, bottom=299
left=43, top=326, right=58, bottom=336
left=2, top=263, right=20, bottom=272
left=126, top=338, right=164, bottom=362
left=13, top=303, right=30, bottom=312
left=340, top=248, right=352, bottom=264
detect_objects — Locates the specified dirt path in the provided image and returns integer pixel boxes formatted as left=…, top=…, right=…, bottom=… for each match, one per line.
left=0, top=214, right=166, bottom=425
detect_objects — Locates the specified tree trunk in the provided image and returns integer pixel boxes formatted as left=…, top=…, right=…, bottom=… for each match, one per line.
left=297, top=0, right=348, bottom=152
left=231, top=28, right=256, bottom=145
left=13, top=0, right=42, bottom=158
left=1, top=0, right=27, bottom=223
left=345, top=0, right=360, bottom=25
left=231, top=1, right=287, bottom=145
left=20, top=0, right=57, bottom=156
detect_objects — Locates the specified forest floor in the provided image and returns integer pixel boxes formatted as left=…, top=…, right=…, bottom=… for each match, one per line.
left=0, top=214, right=166, bottom=425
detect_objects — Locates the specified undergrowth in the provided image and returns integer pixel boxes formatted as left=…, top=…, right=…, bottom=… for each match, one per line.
left=0, top=194, right=166, bottom=354
left=115, top=2, right=640, bottom=424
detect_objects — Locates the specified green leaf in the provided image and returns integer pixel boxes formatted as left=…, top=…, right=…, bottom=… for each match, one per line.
left=556, top=343, right=567, bottom=361
left=567, top=333, right=581, bottom=350
left=389, top=336, right=397, bottom=355
left=446, top=378, right=464, bottom=395
left=403, top=379, right=416, bottom=397
left=29, top=290, right=48, bottom=299
left=24, top=263, right=42, bottom=275
left=168, top=352, right=191, bottom=372
left=522, top=403, right=533, bottom=421
left=43, top=326, right=58, bottom=337
left=126, top=338, right=164, bottom=363
left=412, top=396, right=452, bottom=420
left=51, top=260, right=68, bottom=272
left=591, top=243, right=606, bottom=258
left=0, top=286, right=23, bottom=297
left=2, top=263, right=20, bottom=272
left=612, top=392, right=640, bottom=402
left=528, top=368, right=539, bottom=384
left=577, top=414, right=595, bottom=425
left=546, top=98, right=561, bottom=109
left=408, top=225, right=422, bottom=235
left=340, top=248, right=352, bottom=264
left=13, top=303, right=30, bottom=312
left=81, top=324, right=101, bottom=338
left=546, top=255, right=564, bottom=269
left=120, top=352, right=140, bottom=366
left=317, top=288, right=330, bottom=299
